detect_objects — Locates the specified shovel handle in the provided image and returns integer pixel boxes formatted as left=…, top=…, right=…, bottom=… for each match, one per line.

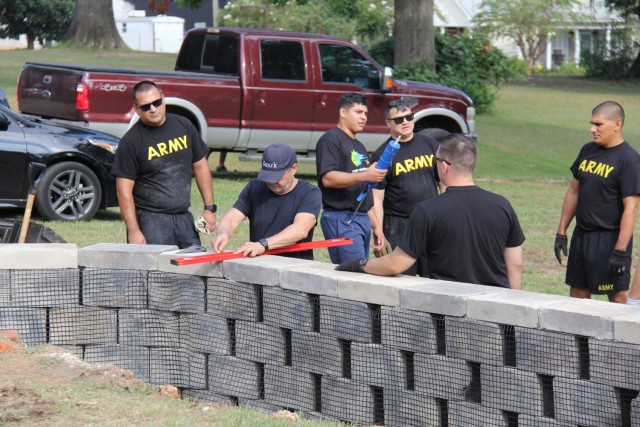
left=18, top=195, right=36, bottom=244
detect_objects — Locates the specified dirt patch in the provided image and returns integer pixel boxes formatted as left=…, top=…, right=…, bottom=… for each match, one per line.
left=0, top=382, right=56, bottom=423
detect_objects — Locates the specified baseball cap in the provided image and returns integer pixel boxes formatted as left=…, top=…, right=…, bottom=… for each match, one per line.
left=257, top=143, right=297, bottom=182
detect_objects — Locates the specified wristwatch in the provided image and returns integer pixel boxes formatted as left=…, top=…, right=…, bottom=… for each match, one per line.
left=258, top=239, right=269, bottom=251
left=204, top=204, right=217, bottom=213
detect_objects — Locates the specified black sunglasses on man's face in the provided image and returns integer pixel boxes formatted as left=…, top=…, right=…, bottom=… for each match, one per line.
left=137, top=98, right=163, bottom=112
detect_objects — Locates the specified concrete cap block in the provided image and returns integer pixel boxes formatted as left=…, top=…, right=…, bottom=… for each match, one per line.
left=281, top=262, right=340, bottom=296
left=336, top=272, right=430, bottom=306
left=78, top=243, right=176, bottom=270
left=613, top=312, right=640, bottom=344
left=399, top=281, right=508, bottom=316
left=539, top=298, right=639, bottom=339
left=0, top=243, right=78, bottom=269
left=158, top=249, right=223, bottom=277
left=223, top=255, right=317, bottom=286
left=466, top=290, right=568, bottom=327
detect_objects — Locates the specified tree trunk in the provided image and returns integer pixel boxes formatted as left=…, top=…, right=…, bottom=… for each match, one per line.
left=394, top=0, right=434, bottom=70
left=64, top=0, right=126, bottom=49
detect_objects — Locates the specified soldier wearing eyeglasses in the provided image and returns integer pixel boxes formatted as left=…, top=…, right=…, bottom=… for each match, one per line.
left=112, top=80, right=217, bottom=249
left=371, top=100, right=442, bottom=275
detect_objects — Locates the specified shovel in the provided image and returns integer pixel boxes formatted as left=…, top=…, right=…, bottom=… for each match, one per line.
left=18, top=162, right=47, bottom=244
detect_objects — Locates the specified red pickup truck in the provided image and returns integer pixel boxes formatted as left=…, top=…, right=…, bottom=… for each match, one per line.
left=18, top=27, right=476, bottom=158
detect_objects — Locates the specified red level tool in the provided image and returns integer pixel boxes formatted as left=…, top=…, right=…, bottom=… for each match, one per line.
left=170, top=238, right=353, bottom=266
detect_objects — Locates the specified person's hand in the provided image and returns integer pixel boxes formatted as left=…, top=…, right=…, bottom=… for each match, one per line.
left=335, top=258, right=368, bottom=273
left=365, top=162, right=388, bottom=183
left=608, top=249, right=627, bottom=276
left=374, top=240, right=392, bottom=258
left=127, top=229, right=146, bottom=245
left=201, top=211, right=217, bottom=233
left=554, top=234, right=568, bottom=264
left=212, top=233, right=228, bottom=253
left=234, top=241, right=266, bottom=258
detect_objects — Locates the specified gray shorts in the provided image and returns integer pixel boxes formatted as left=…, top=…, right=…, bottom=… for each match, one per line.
left=134, top=208, right=200, bottom=249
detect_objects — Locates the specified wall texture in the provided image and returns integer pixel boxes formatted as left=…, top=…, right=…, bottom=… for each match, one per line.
left=2, top=243, right=640, bottom=426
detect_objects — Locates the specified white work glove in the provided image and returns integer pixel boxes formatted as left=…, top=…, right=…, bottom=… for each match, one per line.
left=194, top=216, right=210, bottom=235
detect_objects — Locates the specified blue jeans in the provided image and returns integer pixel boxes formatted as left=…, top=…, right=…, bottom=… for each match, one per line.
left=320, top=209, right=371, bottom=264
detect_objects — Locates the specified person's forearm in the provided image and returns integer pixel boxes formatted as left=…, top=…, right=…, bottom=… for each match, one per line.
left=557, top=180, right=579, bottom=234
left=616, top=197, right=640, bottom=250
left=262, top=220, right=314, bottom=249
left=193, top=159, right=214, bottom=206
left=321, top=170, right=367, bottom=188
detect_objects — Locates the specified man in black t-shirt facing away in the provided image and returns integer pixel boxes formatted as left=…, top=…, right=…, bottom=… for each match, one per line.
left=337, top=134, right=525, bottom=289
left=111, top=80, right=217, bottom=249
left=213, top=144, right=321, bottom=260
left=555, top=101, right=640, bottom=304
left=371, top=99, right=442, bottom=275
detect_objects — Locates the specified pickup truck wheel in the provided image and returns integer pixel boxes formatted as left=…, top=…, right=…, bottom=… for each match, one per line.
left=34, top=162, right=102, bottom=221
left=418, top=128, right=450, bottom=142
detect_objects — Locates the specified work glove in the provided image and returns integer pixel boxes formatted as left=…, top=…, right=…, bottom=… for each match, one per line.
left=335, top=258, right=368, bottom=273
left=608, top=249, right=627, bottom=276
left=194, top=216, right=210, bottom=235
left=554, top=234, right=568, bottom=264
left=373, top=240, right=392, bottom=258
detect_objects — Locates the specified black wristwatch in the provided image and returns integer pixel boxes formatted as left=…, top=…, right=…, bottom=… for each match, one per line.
left=204, top=204, right=217, bottom=213
left=258, top=238, right=269, bottom=251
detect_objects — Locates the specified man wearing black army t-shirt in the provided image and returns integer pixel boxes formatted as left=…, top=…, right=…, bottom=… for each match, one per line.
left=337, top=134, right=525, bottom=289
left=555, top=101, right=640, bottom=304
left=371, top=100, right=442, bottom=275
left=112, top=80, right=217, bottom=249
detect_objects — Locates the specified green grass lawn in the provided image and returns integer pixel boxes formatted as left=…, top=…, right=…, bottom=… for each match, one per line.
left=3, top=47, right=640, bottom=299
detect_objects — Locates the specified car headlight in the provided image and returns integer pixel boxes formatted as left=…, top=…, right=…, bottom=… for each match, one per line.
left=88, top=137, right=118, bottom=154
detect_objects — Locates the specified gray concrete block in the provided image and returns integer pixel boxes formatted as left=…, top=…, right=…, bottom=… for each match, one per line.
left=0, top=243, right=77, bottom=269
left=0, top=270, right=9, bottom=304
left=482, top=364, right=543, bottom=415
left=351, top=343, right=405, bottom=388
left=399, top=280, right=508, bottom=316
left=49, top=306, right=117, bottom=345
left=263, top=287, right=314, bottom=331
left=515, top=327, right=581, bottom=378
left=207, top=278, right=259, bottom=321
left=11, top=268, right=79, bottom=307
left=291, top=330, right=341, bottom=376
left=119, top=309, right=179, bottom=347
left=383, top=388, right=439, bottom=427
left=414, top=354, right=471, bottom=400
left=223, top=256, right=316, bottom=287
left=321, top=376, right=375, bottom=425
left=82, top=268, right=147, bottom=308
left=180, top=313, right=229, bottom=354
left=539, top=298, right=639, bottom=339
left=632, top=396, right=640, bottom=427
left=381, top=307, right=437, bottom=354
left=84, top=344, right=150, bottom=382
left=590, top=338, right=640, bottom=390
left=182, top=389, right=236, bottom=405
left=519, top=414, right=574, bottom=426
left=280, top=263, right=339, bottom=296
left=148, top=271, right=204, bottom=313
left=467, top=290, right=568, bottom=327
left=235, top=321, right=284, bottom=365
left=209, top=354, right=260, bottom=399
left=614, top=313, right=640, bottom=345
left=79, top=243, right=176, bottom=270
left=0, top=307, right=46, bottom=345
left=158, top=249, right=223, bottom=278
left=554, top=377, right=622, bottom=426
left=337, top=273, right=429, bottom=307
left=445, top=317, right=502, bottom=365
left=319, top=295, right=372, bottom=342
left=448, top=401, right=507, bottom=427
left=149, top=348, right=207, bottom=389
left=264, top=364, right=315, bottom=412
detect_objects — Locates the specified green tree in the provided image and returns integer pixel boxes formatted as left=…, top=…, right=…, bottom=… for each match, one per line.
left=604, top=0, right=640, bottom=77
left=394, top=0, right=434, bottom=70
left=0, top=0, right=74, bottom=49
left=473, top=0, right=580, bottom=76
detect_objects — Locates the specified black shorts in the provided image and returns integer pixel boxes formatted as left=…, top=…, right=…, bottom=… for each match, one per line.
left=135, top=208, right=200, bottom=249
left=565, top=228, right=631, bottom=294
left=384, top=214, right=428, bottom=277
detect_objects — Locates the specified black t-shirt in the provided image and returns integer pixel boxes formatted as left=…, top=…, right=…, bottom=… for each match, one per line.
left=570, top=141, right=640, bottom=231
left=111, top=114, right=208, bottom=213
left=371, top=134, right=440, bottom=217
left=316, top=127, right=373, bottom=211
left=399, top=186, right=525, bottom=288
left=234, top=179, right=322, bottom=259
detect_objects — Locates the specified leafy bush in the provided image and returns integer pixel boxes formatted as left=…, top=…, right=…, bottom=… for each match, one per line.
left=371, top=32, right=524, bottom=113
left=538, top=62, right=585, bottom=77
left=582, top=28, right=638, bottom=79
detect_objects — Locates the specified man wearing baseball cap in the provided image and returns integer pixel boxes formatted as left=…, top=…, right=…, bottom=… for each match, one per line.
left=213, top=143, right=322, bottom=259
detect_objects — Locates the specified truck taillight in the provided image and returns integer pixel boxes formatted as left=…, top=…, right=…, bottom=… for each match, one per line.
left=75, top=83, right=89, bottom=111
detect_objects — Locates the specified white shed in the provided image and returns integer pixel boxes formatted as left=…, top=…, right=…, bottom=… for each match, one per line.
left=116, top=12, right=185, bottom=54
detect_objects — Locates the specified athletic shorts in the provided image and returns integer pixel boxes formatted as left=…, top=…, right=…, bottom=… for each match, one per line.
left=383, top=214, right=427, bottom=277
left=135, top=208, right=200, bottom=249
left=565, top=228, right=631, bottom=294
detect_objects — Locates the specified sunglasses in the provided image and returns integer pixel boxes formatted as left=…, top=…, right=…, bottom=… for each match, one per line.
left=387, top=113, right=414, bottom=125
left=137, top=98, right=163, bottom=112
left=435, top=157, right=452, bottom=166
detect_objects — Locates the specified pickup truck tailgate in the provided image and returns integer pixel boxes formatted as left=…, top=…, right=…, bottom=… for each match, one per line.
left=19, top=62, right=84, bottom=120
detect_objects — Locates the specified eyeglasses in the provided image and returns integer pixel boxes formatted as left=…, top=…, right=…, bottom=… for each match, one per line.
left=435, top=157, right=452, bottom=166
left=137, top=98, right=163, bottom=112
left=387, top=113, right=414, bottom=125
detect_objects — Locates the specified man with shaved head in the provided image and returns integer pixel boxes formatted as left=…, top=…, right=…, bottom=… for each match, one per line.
left=555, top=101, right=640, bottom=304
